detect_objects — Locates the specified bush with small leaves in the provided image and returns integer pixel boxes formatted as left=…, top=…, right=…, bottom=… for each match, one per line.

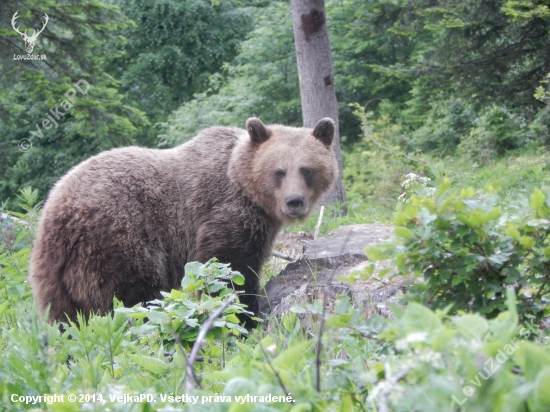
left=366, top=178, right=550, bottom=323
left=116, top=259, right=252, bottom=349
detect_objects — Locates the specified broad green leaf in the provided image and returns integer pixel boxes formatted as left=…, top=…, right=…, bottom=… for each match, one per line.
left=365, top=246, right=386, bottom=261
left=532, top=368, right=550, bottom=409
left=435, top=177, right=451, bottom=199
left=272, top=341, right=311, bottom=371
left=282, top=314, right=296, bottom=332
left=339, top=395, right=353, bottom=412
left=519, top=236, right=536, bottom=248
left=225, top=314, right=240, bottom=324
left=146, top=310, right=170, bottom=324
left=231, top=272, right=245, bottom=286
left=452, top=314, right=488, bottom=339
left=127, top=354, right=169, bottom=375
left=505, top=225, right=520, bottom=240
left=395, top=227, right=413, bottom=238
left=515, top=342, right=550, bottom=381
left=235, top=341, right=255, bottom=360
left=394, top=206, right=419, bottom=225
left=326, top=314, right=352, bottom=327
left=400, top=303, right=441, bottom=334
left=530, top=188, right=545, bottom=210
left=169, top=289, right=186, bottom=299
left=460, top=188, right=475, bottom=198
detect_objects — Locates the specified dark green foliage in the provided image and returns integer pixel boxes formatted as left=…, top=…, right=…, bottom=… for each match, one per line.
left=161, top=1, right=300, bottom=145
left=337, top=0, right=550, bottom=157
left=117, top=259, right=250, bottom=348
left=457, top=104, right=523, bottom=162
left=369, top=0, right=550, bottom=110
left=367, top=179, right=550, bottom=323
left=410, top=97, right=474, bottom=153
left=107, top=0, right=252, bottom=140
left=328, top=0, right=420, bottom=143
left=0, top=1, right=147, bottom=208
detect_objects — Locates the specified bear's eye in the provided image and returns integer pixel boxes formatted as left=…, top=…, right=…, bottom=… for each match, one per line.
left=274, top=170, right=286, bottom=180
left=300, top=167, right=313, bottom=178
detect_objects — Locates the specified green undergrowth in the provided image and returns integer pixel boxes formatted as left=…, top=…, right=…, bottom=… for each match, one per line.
left=1, top=170, right=550, bottom=410
left=286, top=148, right=550, bottom=239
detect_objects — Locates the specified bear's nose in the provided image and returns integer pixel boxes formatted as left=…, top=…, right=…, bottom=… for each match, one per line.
left=285, top=195, right=305, bottom=212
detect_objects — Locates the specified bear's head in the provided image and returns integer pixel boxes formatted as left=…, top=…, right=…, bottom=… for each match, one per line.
left=229, top=117, right=338, bottom=223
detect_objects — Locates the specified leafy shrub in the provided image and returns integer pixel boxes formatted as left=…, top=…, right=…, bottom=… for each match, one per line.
left=366, top=291, right=549, bottom=412
left=344, top=103, right=429, bottom=209
left=367, top=177, right=550, bottom=323
left=457, top=104, right=522, bottom=163
left=117, top=259, right=251, bottom=349
left=159, top=2, right=300, bottom=146
left=0, top=188, right=40, bottom=328
left=531, top=73, right=550, bottom=147
left=410, top=96, right=474, bottom=153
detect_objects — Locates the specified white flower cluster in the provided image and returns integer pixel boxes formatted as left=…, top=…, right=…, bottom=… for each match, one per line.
left=398, top=173, right=434, bottom=203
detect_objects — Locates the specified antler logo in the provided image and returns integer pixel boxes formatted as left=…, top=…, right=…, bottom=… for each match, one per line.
left=11, top=11, right=49, bottom=54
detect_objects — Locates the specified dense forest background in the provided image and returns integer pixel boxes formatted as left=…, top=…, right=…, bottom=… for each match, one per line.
left=2, top=0, right=549, bottom=210
left=1, top=1, right=550, bottom=410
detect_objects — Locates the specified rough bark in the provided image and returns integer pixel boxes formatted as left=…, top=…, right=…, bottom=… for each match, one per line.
left=290, top=0, right=347, bottom=209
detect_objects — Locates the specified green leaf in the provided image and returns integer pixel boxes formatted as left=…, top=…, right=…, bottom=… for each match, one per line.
left=272, top=341, right=311, bottom=371
left=519, top=236, right=536, bottom=248
left=395, top=227, right=413, bottom=238
left=231, top=272, right=245, bottom=286
left=0, top=300, right=10, bottom=318
left=530, top=188, right=545, bottom=210
left=460, top=188, right=475, bottom=198
left=365, top=246, right=387, bottom=261
left=225, top=314, right=240, bottom=324
left=326, top=314, right=352, bottom=327
left=435, top=177, right=451, bottom=199
left=533, top=368, right=550, bottom=410
left=339, top=395, right=353, bottom=412
left=515, top=342, right=550, bottom=382
left=127, top=354, right=169, bottom=375
left=400, top=303, right=442, bottom=334
left=452, top=314, right=488, bottom=339
left=394, top=206, right=419, bottom=225
left=235, top=341, right=255, bottom=360
left=505, top=224, right=520, bottom=240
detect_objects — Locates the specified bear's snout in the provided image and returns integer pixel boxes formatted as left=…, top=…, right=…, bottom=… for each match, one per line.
left=284, top=195, right=307, bottom=216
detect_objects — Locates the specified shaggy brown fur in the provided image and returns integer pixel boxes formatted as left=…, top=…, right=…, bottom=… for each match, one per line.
left=30, top=118, right=338, bottom=325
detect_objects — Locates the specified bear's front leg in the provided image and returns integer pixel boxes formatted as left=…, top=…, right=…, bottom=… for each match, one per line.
left=194, top=220, right=269, bottom=327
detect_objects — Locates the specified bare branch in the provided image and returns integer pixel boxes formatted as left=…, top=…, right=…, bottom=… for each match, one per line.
left=257, top=341, right=290, bottom=395
left=378, top=369, right=408, bottom=412
left=271, top=251, right=294, bottom=262
left=185, top=294, right=238, bottom=392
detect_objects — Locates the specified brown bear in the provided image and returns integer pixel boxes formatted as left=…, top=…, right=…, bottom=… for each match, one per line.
left=29, top=117, right=338, bottom=325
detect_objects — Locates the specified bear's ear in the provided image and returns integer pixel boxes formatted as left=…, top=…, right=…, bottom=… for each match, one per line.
left=246, top=117, right=271, bottom=144
left=312, top=118, right=334, bottom=147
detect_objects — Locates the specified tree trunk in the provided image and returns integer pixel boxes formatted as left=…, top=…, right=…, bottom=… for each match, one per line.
left=290, top=0, right=347, bottom=210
